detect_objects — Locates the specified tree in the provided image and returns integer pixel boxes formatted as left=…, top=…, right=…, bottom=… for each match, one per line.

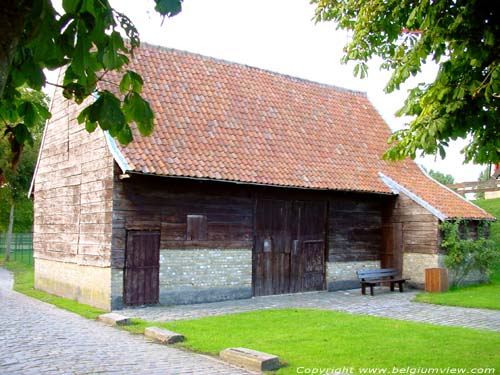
left=313, top=0, right=500, bottom=165
left=0, top=0, right=183, bottom=186
left=0, top=88, right=48, bottom=260
left=474, top=167, right=492, bottom=200
left=427, top=169, right=455, bottom=186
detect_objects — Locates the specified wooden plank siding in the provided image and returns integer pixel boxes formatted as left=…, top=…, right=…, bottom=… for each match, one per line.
left=392, top=194, right=440, bottom=255
left=111, top=172, right=255, bottom=268
left=328, top=197, right=387, bottom=262
left=112, top=172, right=393, bottom=269
left=33, top=85, right=115, bottom=267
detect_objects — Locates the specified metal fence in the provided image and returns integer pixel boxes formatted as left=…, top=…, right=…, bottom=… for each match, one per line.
left=0, top=233, right=33, bottom=265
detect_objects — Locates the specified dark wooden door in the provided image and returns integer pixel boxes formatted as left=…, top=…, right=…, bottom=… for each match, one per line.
left=381, top=222, right=403, bottom=273
left=124, top=230, right=160, bottom=306
left=253, top=199, right=292, bottom=296
left=253, top=199, right=326, bottom=296
left=291, top=201, right=327, bottom=292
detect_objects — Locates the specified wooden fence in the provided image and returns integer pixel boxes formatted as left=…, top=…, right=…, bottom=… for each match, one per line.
left=447, top=179, right=500, bottom=195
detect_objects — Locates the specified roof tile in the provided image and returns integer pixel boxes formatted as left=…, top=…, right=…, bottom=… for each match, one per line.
left=99, top=44, right=493, bottom=220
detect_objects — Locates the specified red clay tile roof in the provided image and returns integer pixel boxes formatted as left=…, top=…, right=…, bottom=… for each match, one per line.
left=100, top=43, right=493, bottom=220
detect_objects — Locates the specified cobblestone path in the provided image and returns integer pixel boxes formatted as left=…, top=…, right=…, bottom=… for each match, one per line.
left=121, top=287, right=500, bottom=332
left=0, top=268, right=254, bottom=375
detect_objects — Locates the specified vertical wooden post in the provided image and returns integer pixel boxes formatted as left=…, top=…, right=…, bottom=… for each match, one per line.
left=5, top=203, right=14, bottom=261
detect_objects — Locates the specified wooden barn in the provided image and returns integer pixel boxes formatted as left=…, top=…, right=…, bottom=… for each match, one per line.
left=31, top=44, right=494, bottom=310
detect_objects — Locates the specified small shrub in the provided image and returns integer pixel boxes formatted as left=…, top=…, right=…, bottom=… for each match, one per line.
left=441, top=220, right=499, bottom=286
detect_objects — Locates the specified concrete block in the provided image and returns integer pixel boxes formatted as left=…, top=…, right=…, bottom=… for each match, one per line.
left=144, top=326, right=184, bottom=344
left=219, top=347, right=279, bottom=372
left=98, top=313, right=130, bottom=326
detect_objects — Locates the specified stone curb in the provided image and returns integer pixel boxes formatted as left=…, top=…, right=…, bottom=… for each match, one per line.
left=144, top=326, right=185, bottom=344
left=98, top=313, right=131, bottom=326
left=220, top=347, right=279, bottom=372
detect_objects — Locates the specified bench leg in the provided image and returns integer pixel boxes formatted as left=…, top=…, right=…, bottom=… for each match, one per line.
left=370, top=285, right=374, bottom=296
left=390, top=282, right=395, bottom=292
left=361, top=284, right=366, bottom=295
left=399, top=281, right=404, bottom=293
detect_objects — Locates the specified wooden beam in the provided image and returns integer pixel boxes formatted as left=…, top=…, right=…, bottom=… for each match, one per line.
left=448, top=179, right=500, bottom=195
left=448, top=180, right=500, bottom=189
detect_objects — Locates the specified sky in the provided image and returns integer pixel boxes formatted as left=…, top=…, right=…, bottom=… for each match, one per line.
left=49, top=0, right=486, bottom=182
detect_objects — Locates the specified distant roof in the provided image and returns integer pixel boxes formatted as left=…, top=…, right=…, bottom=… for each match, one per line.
left=100, top=43, right=494, bottom=220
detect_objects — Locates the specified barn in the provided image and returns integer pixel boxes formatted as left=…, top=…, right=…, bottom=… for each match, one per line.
left=31, top=44, right=494, bottom=310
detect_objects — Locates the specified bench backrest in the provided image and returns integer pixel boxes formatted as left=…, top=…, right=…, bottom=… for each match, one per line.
left=357, top=268, right=398, bottom=280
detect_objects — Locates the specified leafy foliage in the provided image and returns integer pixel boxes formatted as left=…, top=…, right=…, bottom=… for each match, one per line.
left=0, top=0, right=183, bottom=185
left=0, top=89, right=48, bottom=233
left=427, top=169, right=454, bottom=185
left=440, top=220, right=499, bottom=286
left=313, top=0, right=500, bottom=164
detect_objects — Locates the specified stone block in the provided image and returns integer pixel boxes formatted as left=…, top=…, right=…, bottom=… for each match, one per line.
left=219, top=347, right=279, bottom=372
left=98, top=313, right=130, bottom=326
left=144, top=326, right=184, bottom=344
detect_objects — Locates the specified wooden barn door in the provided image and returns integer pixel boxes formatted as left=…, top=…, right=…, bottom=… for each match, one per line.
left=124, top=230, right=160, bottom=306
left=253, top=199, right=327, bottom=296
left=381, top=222, right=403, bottom=273
left=291, top=201, right=327, bottom=292
left=253, top=199, right=292, bottom=296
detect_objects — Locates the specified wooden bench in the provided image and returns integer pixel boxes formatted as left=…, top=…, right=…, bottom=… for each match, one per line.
left=356, top=268, right=409, bottom=296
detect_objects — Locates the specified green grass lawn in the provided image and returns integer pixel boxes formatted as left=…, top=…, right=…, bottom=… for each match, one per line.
left=474, top=197, right=500, bottom=245
left=414, top=198, right=500, bottom=310
left=414, top=265, right=500, bottom=310
left=122, top=309, right=499, bottom=374
left=0, top=256, right=106, bottom=319
left=1, top=257, right=499, bottom=374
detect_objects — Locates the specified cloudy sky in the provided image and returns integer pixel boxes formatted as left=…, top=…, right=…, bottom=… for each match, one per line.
left=49, top=0, right=486, bottom=182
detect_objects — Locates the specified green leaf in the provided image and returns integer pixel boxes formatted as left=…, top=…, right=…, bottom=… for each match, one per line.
left=154, top=0, right=183, bottom=17
left=77, top=106, right=97, bottom=132
left=129, top=70, right=143, bottom=92
left=19, top=55, right=45, bottom=90
left=72, top=32, right=92, bottom=76
left=62, top=0, right=81, bottom=13
left=11, top=123, right=34, bottom=147
left=96, top=91, right=127, bottom=132
left=119, top=73, right=132, bottom=94
left=85, top=120, right=98, bottom=133
left=80, top=0, right=96, bottom=16
left=18, top=102, right=36, bottom=128
left=117, top=124, right=133, bottom=144
left=102, top=31, right=127, bottom=70
left=123, top=93, right=155, bottom=136
left=120, top=70, right=144, bottom=94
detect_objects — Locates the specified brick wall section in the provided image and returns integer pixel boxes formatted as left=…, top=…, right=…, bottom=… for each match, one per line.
left=326, top=260, right=381, bottom=290
left=158, top=249, right=252, bottom=304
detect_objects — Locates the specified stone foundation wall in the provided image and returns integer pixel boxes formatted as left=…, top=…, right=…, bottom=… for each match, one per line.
left=402, top=253, right=439, bottom=287
left=34, top=258, right=111, bottom=310
left=326, top=260, right=380, bottom=290
left=111, top=268, right=124, bottom=309
left=436, top=255, right=489, bottom=286
left=158, top=249, right=252, bottom=304
left=403, top=253, right=489, bottom=288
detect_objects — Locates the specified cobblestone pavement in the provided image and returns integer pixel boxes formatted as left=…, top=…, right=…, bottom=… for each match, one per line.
left=0, top=268, right=254, bottom=375
left=121, top=287, right=500, bottom=332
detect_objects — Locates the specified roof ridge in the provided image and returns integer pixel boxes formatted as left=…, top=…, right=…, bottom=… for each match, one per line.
left=138, top=41, right=368, bottom=97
